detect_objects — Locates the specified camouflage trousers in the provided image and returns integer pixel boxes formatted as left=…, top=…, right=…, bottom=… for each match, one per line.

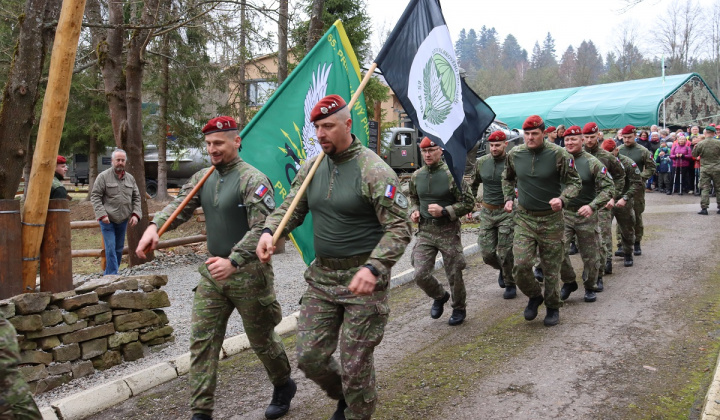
left=190, top=260, right=290, bottom=416
left=598, top=207, right=613, bottom=262
left=297, top=262, right=390, bottom=420
left=412, top=220, right=466, bottom=309
left=613, top=198, right=636, bottom=254
left=560, top=210, right=601, bottom=290
left=477, top=207, right=515, bottom=286
left=512, top=209, right=565, bottom=309
left=699, top=169, right=720, bottom=209
left=617, top=192, right=644, bottom=243
left=0, top=318, right=41, bottom=420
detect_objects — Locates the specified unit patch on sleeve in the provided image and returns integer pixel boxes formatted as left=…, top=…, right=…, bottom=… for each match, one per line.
left=255, top=185, right=269, bottom=198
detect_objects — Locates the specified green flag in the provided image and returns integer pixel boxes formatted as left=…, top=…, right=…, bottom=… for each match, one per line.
left=240, top=20, right=369, bottom=265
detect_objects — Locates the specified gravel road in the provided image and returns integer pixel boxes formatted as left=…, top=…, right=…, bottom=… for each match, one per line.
left=35, top=226, right=481, bottom=407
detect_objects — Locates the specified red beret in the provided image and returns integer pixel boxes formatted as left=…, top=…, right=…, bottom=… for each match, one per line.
left=522, top=115, right=544, bottom=131
left=602, top=139, right=617, bottom=152
left=419, top=137, right=438, bottom=148
left=582, top=122, right=598, bottom=134
left=544, top=126, right=556, bottom=134
left=564, top=125, right=582, bottom=136
left=620, top=125, right=636, bottom=135
left=487, top=131, right=506, bottom=142
left=202, top=116, right=238, bottom=135
left=310, top=94, right=347, bottom=122
left=57, top=155, right=66, bottom=164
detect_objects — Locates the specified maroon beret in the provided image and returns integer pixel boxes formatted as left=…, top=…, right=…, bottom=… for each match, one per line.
left=522, top=115, right=544, bottom=130
left=544, top=126, right=556, bottom=134
left=487, top=131, right=506, bottom=142
left=419, top=137, right=438, bottom=148
left=582, top=122, right=598, bottom=134
left=57, top=155, right=66, bottom=164
left=202, top=116, right=238, bottom=135
left=310, top=94, right=347, bottom=122
left=620, top=125, right=636, bottom=135
left=602, top=139, right=617, bottom=152
left=564, top=125, right=582, bottom=137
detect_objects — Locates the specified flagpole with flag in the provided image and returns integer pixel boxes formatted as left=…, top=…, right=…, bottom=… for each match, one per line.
left=374, top=0, right=495, bottom=190
left=239, top=20, right=370, bottom=265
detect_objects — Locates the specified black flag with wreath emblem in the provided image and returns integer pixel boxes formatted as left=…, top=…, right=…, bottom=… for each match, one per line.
left=375, top=0, right=495, bottom=190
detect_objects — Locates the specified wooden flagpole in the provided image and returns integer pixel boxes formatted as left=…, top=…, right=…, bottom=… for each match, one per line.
left=272, top=63, right=377, bottom=245
left=20, top=0, right=88, bottom=292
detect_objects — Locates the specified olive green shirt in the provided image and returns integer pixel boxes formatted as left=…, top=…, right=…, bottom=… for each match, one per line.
left=408, top=160, right=475, bottom=221
left=470, top=152, right=506, bottom=206
left=618, top=142, right=656, bottom=180
left=565, top=150, right=613, bottom=211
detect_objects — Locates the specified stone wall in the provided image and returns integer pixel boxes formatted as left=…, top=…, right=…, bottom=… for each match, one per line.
left=0, top=275, right=174, bottom=394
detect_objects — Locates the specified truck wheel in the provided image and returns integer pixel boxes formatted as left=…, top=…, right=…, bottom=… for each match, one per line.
left=146, top=180, right=158, bottom=198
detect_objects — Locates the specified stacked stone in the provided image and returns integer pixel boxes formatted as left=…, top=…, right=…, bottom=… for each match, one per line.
left=0, top=275, right=173, bottom=394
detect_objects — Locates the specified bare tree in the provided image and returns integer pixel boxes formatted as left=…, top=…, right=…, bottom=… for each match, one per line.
left=654, top=0, right=702, bottom=73
left=709, top=0, right=720, bottom=92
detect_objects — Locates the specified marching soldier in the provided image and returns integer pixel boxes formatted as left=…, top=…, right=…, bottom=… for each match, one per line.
left=471, top=130, right=517, bottom=299
left=693, top=127, right=720, bottom=215
left=502, top=115, right=581, bottom=327
left=137, top=116, right=295, bottom=420
left=558, top=126, right=613, bottom=302
left=257, top=95, right=411, bottom=420
left=0, top=315, right=42, bottom=419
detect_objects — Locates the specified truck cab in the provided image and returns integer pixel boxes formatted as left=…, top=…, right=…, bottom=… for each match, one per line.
left=380, top=127, right=422, bottom=173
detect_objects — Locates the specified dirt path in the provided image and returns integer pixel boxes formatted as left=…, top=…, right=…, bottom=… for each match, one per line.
left=89, top=193, right=720, bottom=420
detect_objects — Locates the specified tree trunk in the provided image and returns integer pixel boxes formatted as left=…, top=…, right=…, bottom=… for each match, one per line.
left=22, top=142, right=33, bottom=200
left=86, top=133, right=98, bottom=200
left=0, top=0, right=61, bottom=199
left=237, top=0, right=247, bottom=127
left=277, top=0, right=288, bottom=83
left=306, top=0, right=325, bottom=53
left=156, top=33, right=171, bottom=201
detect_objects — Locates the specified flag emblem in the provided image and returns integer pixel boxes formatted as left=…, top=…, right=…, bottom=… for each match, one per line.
left=255, top=185, right=269, bottom=198
left=601, top=167, right=607, bottom=175
left=568, top=158, right=575, bottom=168
left=385, top=184, right=397, bottom=199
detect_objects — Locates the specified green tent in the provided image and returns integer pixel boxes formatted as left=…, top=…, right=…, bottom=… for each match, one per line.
left=486, top=73, right=720, bottom=130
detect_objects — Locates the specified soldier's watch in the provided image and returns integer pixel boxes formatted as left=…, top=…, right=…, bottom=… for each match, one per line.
left=622, top=195, right=629, bottom=201
left=229, top=258, right=240, bottom=270
left=441, top=208, right=449, bottom=217
left=363, top=264, right=380, bottom=277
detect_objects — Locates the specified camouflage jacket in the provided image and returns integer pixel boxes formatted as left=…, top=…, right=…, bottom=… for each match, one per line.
left=585, top=143, right=626, bottom=201
left=50, top=173, right=69, bottom=200
left=692, top=138, right=720, bottom=171
left=502, top=140, right=581, bottom=211
left=408, top=160, right=475, bottom=221
left=566, top=150, right=613, bottom=211
left=264, top=137, right=411, bottom=278
left=617, top=154, right=644, bottom=199
left=152, top=156, right=275, bottom=265
left=618, top=143, right=656, bottom=180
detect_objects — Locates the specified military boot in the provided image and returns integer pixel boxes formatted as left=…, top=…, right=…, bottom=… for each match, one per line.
left=448, top=309, right=466, bottom=326
left=569, top=241, right=578, bottom=255
left=430, top=292, right=450, bottom=319
left=533, top=266, right=544, bottom=282
left=503, top=285, right=517, bottom=299
left=604, top=258, right=613, bottom=275
left=624, top=253, right=634, bottom=267
left=595, top=275, right=604, bottom=292
left=699, top=208, right=708, bottom=215
left=265, top=378, right=296, bottom=419
left=543, top=308, right=560, bottom=326
left=633, top=242, right=642, bottom=256
left=524, top=296, right=544, bottom=321
left=614, top=246, right=624, bottom=257
left=192, top=414, right=212, bottom=420
left=497, top=271, right=505, bottom=288
left=717, top=209, right=720, bottom=214
left=584, top=289, right=597, bottom=302
left=329, top=399, right=347, bottom=420
left=560, top=282, right=578, bottom=300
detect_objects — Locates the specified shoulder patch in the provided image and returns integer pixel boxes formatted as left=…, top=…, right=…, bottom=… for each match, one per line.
left=255, top=184, right=269, bottom=198
left=384, top=184, right=397, bottom=199
left=635, top=168, right=641, bottom=174
left=568, top=158, right=575, bottom=168
left=600, top=167, right=607, bottom=175
left=263, top=194, right=275, bottom=210
left=631, top=162, right=638, bottom=168
left=394, top=192, right=408, bottom=209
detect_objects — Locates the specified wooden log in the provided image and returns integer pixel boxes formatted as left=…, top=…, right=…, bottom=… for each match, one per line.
left=0, top=200, right=22, bottom=298
left=20, top=0, right=88, bottom=292
left=40, top=199, right=72, bottom=292
left=72, top=235, right=207, bottom=258
left=70, top=209, right=204, bottom=229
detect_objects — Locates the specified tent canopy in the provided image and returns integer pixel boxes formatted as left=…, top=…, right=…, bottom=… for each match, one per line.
left=486, top=73, right=720, bottom=130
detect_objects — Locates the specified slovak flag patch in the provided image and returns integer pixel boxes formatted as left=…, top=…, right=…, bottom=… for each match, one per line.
left=631, top=162, right=638, bottom=167
left=601, top=167, right=607, bottom=175
left=255, top=185, right=269, bottom=198
left=384, top=184, right=397, bottom=199
left=568, top=158, right=575, bottom=168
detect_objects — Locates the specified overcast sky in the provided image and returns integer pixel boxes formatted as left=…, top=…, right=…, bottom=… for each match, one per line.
left=365, top=0, right=717, bottom=62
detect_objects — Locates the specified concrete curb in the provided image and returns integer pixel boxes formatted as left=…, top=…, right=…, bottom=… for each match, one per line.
left=40, top=243, right=480, bottom=420
left=702, top=347, right=720, bottom=419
